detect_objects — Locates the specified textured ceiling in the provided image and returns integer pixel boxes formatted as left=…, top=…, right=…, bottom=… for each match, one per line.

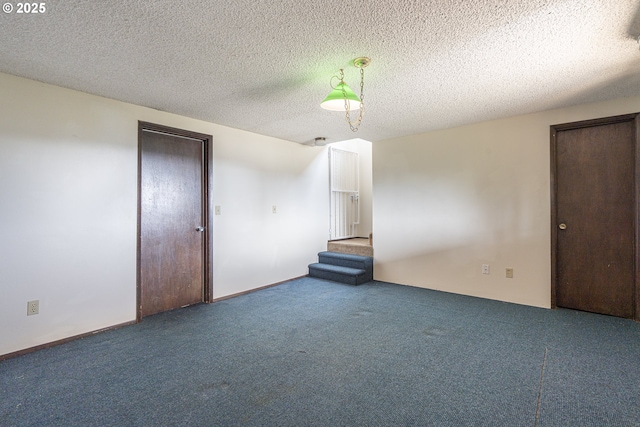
left=1, top=0, right=639, bottom=144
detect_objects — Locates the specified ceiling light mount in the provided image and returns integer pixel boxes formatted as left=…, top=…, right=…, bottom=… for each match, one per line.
left=353, top=57, right=371, bottom=68
left=321, top=57, right=371, bottom=132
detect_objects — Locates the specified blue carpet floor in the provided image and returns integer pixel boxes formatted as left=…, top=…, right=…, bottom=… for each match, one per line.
left=1, top=278, right=639, bottom=426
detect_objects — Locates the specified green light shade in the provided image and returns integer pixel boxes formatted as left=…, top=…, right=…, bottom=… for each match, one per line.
left=321, top=82, right=361, bottom=111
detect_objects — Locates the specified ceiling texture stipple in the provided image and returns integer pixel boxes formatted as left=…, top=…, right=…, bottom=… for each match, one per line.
left=1, top=0, right=639, bottom=144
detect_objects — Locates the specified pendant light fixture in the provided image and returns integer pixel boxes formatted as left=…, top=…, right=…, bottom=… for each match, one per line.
left=321, top=57, right=370, bottom=132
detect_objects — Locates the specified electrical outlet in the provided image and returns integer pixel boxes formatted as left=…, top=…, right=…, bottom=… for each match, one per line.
left=506, top=268, right=514, bottom=278
left=272, top=205, right=277, bottom=214
left=482, top=264, right=490, bottom=275
left=27, top=300, right=39, bottom=316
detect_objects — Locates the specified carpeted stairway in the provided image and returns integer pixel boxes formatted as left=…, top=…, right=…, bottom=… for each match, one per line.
left=308, top=251, right=373, bottom=285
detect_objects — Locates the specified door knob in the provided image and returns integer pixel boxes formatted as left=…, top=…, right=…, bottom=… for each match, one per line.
left=196, top=226, right=205, bottom=232
left=558, top=223, right=567, bottom=230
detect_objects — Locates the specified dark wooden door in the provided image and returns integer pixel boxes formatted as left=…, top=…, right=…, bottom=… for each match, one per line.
left=139, top=126, right=206, bottom=317
left=552, top=114, right=639, bottom=319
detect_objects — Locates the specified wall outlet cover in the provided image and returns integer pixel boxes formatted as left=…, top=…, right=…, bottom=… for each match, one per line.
left=27, top=300, right=39, bottom=316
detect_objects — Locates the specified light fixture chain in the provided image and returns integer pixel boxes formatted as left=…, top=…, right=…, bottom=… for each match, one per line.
left=359, top=66, right=365, bottom=105
left=343, top=64, right=366, bottom=132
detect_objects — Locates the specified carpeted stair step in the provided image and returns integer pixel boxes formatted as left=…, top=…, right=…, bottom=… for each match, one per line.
left=308, top=251, right=374, bottom=285
left=318, top=251, right=373, bottom=274
left=308, top=263, right=369, bottom=286
left=327, top=238, right=373, bottom=257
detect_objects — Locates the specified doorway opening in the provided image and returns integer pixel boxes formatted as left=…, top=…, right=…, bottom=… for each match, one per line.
left=329, top=146, right=360, bottom=240
left=327, top=138, right=373, bottom=257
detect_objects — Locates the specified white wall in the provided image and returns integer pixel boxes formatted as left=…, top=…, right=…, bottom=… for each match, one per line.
left=213, top=133, right=328, bottom=296
left=0, top=72, right=329, bottom=356
left=331, top=138, right=373, bottom=239
left=373, top=96, right=640, bottom=308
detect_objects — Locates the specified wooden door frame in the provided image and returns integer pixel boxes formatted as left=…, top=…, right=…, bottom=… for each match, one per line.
left=550, top=113, right=640, bottom=320
left=136, top=121, right=213, bottom=322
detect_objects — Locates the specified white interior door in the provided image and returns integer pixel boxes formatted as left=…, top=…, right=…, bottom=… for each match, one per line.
left=330, top=147, right=359, bottom=240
